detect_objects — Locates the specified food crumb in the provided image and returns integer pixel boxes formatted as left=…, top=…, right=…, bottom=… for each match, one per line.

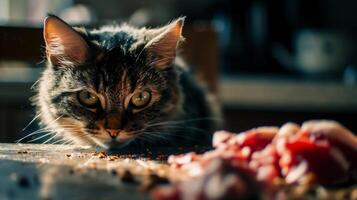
left=156, top=155, right=167, bottom=161
left=98, top=152, right=107, bottom=159
left=120, top=170, right=137, bottom=184
left=69, top=169, right=75, bottom=174
left=17, top=150, right=28, bottom=154
left=110, top=169, right=117, bottom=176
left=88, top=162, right=97, bottom=169
left=108, top=155, right=119, bottom=161
left=18, top=176, right=30, bottom=188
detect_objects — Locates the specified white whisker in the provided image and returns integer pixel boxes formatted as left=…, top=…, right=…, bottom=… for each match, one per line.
left=16, top=129, right=53, bottom=143
left=146, top=117, right=220, bottom=127
left=27, top=132, right=54, bottom=143
left=22, top=113, right=41, bottom=131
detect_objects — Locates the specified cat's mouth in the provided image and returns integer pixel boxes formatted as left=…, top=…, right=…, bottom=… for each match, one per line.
left=90, top=130, right=138, bottom=149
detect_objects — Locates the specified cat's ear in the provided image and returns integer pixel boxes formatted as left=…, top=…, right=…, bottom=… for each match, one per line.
left=43, top=15, right=89, bottom=67
left=145, top=18, right=185, bottom=70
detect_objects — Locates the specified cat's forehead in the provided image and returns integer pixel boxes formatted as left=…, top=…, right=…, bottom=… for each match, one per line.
left=57, top=25, right=166, bottom=91
left=61, top=71, right=142, bottom=103
left=86, top=25, right=151, bottom=50
left=68, top=61, right=155, bottom=90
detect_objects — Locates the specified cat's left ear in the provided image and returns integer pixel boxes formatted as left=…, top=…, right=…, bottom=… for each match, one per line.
left=43, top=15, right=90, bottom=67
left=145, top=18, right=185, bottom=70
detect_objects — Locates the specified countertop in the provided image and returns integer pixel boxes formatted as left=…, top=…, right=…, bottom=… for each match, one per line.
left=0, top=143, right=183, bottom=200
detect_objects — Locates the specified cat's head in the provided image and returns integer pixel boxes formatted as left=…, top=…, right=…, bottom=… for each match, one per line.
left=37, top=15, right=185, bottom=149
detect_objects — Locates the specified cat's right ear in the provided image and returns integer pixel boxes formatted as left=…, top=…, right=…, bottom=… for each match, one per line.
left=43, top=15, right=89, bottom=67
left=145, top=18, right=185, bottom=70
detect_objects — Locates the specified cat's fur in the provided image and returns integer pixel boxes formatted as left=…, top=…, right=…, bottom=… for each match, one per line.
left=35, top=15, right=219, bottom=149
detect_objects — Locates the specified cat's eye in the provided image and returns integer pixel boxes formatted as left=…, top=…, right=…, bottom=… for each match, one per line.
left=130, top=90, right=151, bottom=108
left=77, top=90, right=99, bottom=108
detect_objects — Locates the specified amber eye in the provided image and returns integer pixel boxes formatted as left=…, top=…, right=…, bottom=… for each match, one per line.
left=77, top=90, right=99, bottom=107
left=131, top=90, right=151, bottom=108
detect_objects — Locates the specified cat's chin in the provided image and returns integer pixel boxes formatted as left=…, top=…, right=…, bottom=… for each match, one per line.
left=107, top=140, right=132, bottom=149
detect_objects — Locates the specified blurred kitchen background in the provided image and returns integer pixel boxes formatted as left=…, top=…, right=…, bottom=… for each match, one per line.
left=1, top=0, right=357, bottom=143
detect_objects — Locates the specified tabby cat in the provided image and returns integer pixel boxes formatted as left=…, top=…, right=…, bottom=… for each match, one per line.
left=35, top=15, right=219, bottom=149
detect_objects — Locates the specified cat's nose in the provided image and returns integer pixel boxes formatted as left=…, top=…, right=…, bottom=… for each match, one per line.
left=106, top=129, right=119, bottom=138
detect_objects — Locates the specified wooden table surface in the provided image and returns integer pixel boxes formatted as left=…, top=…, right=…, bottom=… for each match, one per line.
left=0, top=143, right=183, bottom=200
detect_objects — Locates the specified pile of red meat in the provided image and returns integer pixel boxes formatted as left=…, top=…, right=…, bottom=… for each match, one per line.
left=152, top=120, right=357, bottom=200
